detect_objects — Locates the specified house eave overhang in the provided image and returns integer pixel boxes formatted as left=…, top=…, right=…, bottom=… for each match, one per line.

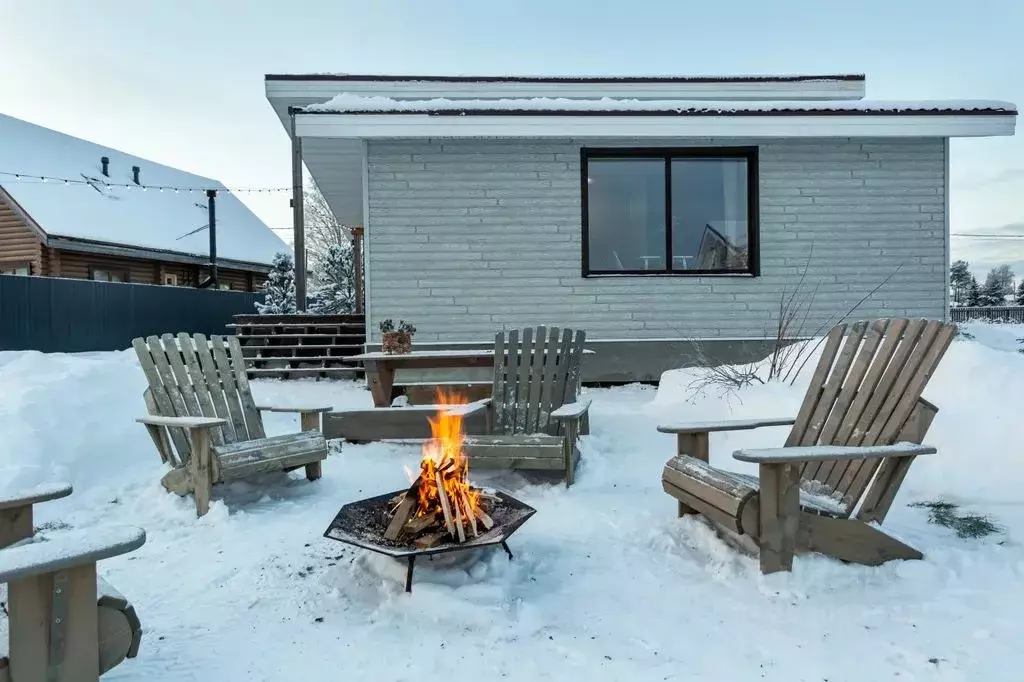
left=47, top=235, right=273, bottom=272
left=294, top=109, right=1017, bottom=139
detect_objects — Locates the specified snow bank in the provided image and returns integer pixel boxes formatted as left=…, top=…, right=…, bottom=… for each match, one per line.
left=0, top=323, right=1020, bottom=680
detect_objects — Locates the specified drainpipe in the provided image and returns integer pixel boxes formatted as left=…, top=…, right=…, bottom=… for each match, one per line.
left=289, top=107, right=306, bottom=311
left=207, top=189, right=218, bottom=289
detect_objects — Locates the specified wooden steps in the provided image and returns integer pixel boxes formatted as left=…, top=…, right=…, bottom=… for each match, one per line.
left=233, top=313, right=366, bottom=381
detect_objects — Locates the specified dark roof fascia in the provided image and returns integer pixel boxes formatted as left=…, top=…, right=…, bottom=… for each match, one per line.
left=47, top=236, right=273, bottom=272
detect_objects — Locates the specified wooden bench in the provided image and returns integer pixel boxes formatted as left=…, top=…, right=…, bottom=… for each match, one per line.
left=0, top=485, right=145, bottom=681
left=394, top=380, right=493, bottom=405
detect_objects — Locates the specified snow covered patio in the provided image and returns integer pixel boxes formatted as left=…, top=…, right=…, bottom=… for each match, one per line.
left=2, top=324, right=1021, bottom=681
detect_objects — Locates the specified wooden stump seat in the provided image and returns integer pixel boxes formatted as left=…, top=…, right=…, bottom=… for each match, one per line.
left=0, top=484, right=145, bottom=682
left=659, top=318, right=957, bottom=574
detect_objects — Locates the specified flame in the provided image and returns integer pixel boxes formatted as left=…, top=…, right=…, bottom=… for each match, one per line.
left=414, top=388, right=480, bottom=525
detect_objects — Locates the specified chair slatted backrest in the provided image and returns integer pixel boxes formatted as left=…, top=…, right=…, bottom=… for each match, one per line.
left=491, top=326, right=586, bottom=436
left=784, top=317, right=956, bottom=516
left=132, top=333, right=265, bottom=462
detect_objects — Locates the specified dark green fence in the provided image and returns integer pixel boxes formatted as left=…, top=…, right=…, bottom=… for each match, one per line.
left=0, top=275, right=260, bottom=353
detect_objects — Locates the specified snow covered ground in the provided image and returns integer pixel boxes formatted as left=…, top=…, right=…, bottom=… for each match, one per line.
left=1, top=323, right=1022, bottom=681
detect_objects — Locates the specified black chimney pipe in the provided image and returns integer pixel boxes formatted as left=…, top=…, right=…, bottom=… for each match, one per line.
left=207, top=189, right=218, bottom=289
left=132, top=165, right=140, bottom=185
left=101, top=156, right=109, bottom=177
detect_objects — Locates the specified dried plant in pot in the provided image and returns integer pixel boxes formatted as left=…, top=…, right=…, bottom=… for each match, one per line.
left=380, top=319, right=416, bottom=354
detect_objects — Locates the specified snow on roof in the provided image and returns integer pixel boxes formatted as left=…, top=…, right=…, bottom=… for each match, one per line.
left=0, top=114, right=288, bottom=267
left=303, top=93, right=1018, bottom=116
left=268, top=72, right=865, bottom=83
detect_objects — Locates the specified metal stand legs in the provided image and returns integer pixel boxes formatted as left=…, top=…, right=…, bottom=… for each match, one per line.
left=404, top=542, right=515, bottom=593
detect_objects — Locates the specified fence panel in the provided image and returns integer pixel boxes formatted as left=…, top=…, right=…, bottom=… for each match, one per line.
left=0, top=275, right=261, bottom=353
left=950, top=306, right=1024, bottom=324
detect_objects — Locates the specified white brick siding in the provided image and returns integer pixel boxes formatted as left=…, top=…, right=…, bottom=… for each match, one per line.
left=365, top=138, right=946, bottom=342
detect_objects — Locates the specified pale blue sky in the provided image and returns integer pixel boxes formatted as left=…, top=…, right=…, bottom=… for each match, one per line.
left=1, top=0, right=1021, bottom=276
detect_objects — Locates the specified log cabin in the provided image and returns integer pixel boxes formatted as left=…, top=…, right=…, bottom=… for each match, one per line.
left=0, top=113, right=288, bottom=291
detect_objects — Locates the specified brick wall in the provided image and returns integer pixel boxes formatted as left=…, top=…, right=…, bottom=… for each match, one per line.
left=365, top=137, right=946, bottom=342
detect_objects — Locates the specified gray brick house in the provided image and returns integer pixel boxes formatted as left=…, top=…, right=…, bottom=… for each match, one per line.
left=264, top=73, right=1016, bottom=382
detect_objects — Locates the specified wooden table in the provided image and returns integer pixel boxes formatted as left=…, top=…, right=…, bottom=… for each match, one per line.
left=344, top=349, right=594, bottom=407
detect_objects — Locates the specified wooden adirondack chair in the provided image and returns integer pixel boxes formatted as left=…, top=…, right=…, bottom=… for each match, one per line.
left=457, top=326, right=591, bottom=486
left=132, top=333, right=332, bottom=517
left=659, top=318, right=957, bottom=574
left=0, top=483, right=145, bottom=682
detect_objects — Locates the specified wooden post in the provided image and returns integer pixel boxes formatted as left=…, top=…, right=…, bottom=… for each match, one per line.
left=352, top=226, right=365, bottom=315
left=675, top=432, right=710, bottom=517
left=189, top=427, right=212, bottom=517
left=289, top=108, right=307, bottom=311
left=300, top=411, right=322, bottom=481
left=0, top=504, right=33, bottom=548
left=758, top=462, right=800, bottom=574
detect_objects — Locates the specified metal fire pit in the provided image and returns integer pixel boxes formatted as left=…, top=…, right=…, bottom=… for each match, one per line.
left=323, top=488, right=536, bottom=592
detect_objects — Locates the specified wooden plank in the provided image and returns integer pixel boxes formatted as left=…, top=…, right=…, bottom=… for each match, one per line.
left=662, top=479, right=744, bottom=533
left=160, top=333, right=205, bottom=423
left=491, top=330, right=507, bottom=433
left=209, top=336, right=251, bottom=441
left=525, top=325, right=548, bottom=433
left=213, top=430, right=327, bottom=461
left=512, top=327, right=536, bottom=435
left=784, top=323, right=847, bottom=447
left=662, top=463, right=753, bottom=519
left=827, top=319, right=933, bottom=493
left=797, top=514, right=922, bottom=565
left=757, top=462, right=800, bottom=574
left=133, top=337, right=191, bottom=460
left=175, top=333, right=224, bottom=446
left=193, top=333, right=237, bottom=443
left=803, top=319, right=889, bottom=483
left=323, top=405, right=490, bottom=442
left=674, top=433, right=710, bottom=516
left=503, top=329, right=521, bottom=434
left=839, top=322, right=955, bottom=502
left=190, top=427, right=213, bottom=516
left=144, top=336, right=194, bottom=458
left=227, top=336, right=265, bottom=439
left=543, top=328, right=572, bottom=437
left=564, top=329, right=586, bottom=404
left=537, top=327, right=562, bottom=435
left=0, top=506, right=32, bottom=549
left=799, top=320, right=868, bottom=447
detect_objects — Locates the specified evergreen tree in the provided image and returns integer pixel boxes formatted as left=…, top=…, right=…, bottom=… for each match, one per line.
left=963, top=275, right=981, bottom=307
left=308, top=242, right=356, bottom=314
left=255, top=252, right=297, bottom=314
left=1016, top=279, right=1024, bottom=306
left=988, top=264, right=1016, bottom=302
left=949, top=260, right=972, bottom=306
left=977, top=270, right=1006, bottom=307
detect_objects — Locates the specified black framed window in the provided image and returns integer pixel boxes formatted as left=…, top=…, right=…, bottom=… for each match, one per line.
left=581, top=147, right=759, bottom=276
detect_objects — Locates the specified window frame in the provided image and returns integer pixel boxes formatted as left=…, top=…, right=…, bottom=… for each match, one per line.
left=580, top=146, right=760, bottom=278
left=89, top=266, right=130, bottom=283
left=0, top=261, right=32, bottom=276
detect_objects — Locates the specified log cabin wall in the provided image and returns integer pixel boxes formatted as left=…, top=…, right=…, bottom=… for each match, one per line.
left=0, top=194, right=43, bottom=274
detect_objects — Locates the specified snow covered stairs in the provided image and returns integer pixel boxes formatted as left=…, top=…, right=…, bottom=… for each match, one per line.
left=230, top=313, right=365, bottom=381
left=659, top=317, right=957, bottom=574
left=0, top=483, right=145, bottom=681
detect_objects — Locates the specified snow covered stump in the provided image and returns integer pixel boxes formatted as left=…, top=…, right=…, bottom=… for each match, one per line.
left=322, top=390, right=536, bottom=592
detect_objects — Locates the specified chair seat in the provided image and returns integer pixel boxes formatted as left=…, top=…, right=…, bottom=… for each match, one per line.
left=463, top=433, right=567, bottom=471
left=213, top=431, right=328, bottom=482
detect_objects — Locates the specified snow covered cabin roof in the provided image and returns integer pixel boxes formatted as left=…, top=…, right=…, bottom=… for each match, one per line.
left=0, top=114, right=288, bottom=270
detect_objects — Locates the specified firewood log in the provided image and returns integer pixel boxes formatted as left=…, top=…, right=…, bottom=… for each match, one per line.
left=384, top=480, right=420, bottom=541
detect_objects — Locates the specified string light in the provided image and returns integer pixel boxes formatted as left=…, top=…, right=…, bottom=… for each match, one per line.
left=0, top=171, right=291, bottom=194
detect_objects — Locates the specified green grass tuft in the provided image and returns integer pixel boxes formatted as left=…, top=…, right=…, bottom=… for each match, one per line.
left=909, top=500, right=1001, bottom=539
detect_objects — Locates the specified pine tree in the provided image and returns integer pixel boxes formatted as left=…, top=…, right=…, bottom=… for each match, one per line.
left=1016, top=279, right=1024, bottom=306
left=949, top=260, right=972, bottom=306
left=963, top=275, right=981, bottom=307
left=255, top=252, right=297, bottom=314
left=977, top=270, right=1006, bottom=307
left=308, top=242, right=356, bottom=314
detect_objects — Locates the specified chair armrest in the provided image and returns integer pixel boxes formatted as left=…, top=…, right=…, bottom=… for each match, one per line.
left=657, top=417, right=796, bottom=435
left=440, top=398, right=491, bottom=417
left=0, top=525, right=146, bottom=583
left=550, top=399, right=592, bottom=420
left=0, top=482, right=73, bottom=511
left=733, top=442, right=937, bottom=464
left=255, top=405, right=334, bottom=414
left=136, top=415, right=227, bottom=429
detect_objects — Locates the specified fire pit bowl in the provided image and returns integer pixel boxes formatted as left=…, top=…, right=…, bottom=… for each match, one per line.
left=323, top=488, right=536, bottom=592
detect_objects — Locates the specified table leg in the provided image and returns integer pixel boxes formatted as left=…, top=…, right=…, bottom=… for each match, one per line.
left=501, top=541, right=514, bottom=561
left=405, top=556, right=416, bottom=593
left=364, top=360, right=396, bottom=407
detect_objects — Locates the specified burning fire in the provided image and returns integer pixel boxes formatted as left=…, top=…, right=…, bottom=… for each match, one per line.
left=400, top=389, right=483, bottom=542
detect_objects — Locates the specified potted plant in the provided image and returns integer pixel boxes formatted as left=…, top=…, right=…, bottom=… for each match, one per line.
left=380, top=318, right=416, bottom=354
